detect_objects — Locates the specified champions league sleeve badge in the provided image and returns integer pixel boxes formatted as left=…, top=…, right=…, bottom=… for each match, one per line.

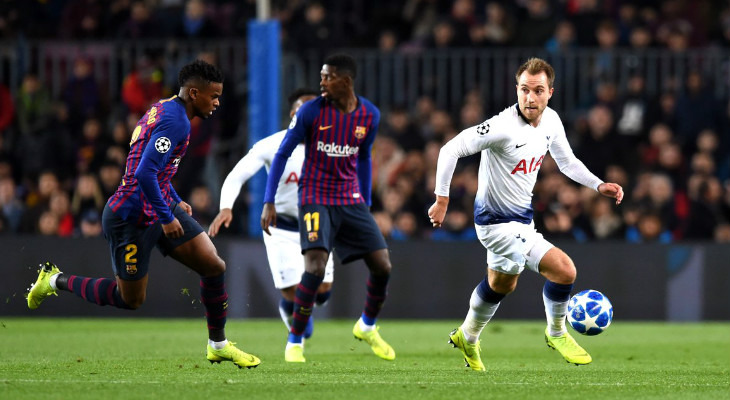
left=154, top=137, right=172, bottom=153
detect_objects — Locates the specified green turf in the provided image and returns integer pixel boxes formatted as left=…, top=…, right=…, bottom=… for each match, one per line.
left=0, top=318, right=727, bottom=400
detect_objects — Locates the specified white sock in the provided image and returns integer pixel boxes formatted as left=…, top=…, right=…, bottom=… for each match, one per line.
left=278, top=306, right=292, bottom=331
left=461, top=287, right=500, bottom=344
left=208, top=339, right=228, bottom=350
left=49, top=273, right=61, bottom=290
left=358, top=318, right=375, bottom=332
left=543, top=292, right=568, bottom=337
left=286, top=341, right=303, bottom=349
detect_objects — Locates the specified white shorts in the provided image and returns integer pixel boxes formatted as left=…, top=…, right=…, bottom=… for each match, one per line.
left=262, top=226, right=335, bottom=289
left=475, top=221, right=554, bottom=275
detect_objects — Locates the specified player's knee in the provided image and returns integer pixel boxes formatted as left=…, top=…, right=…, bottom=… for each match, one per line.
left=555, top=256, right=576, bottom=284
left=203, top=256, right=226, bottom=277
left=366, top=249, right=391, bottom=276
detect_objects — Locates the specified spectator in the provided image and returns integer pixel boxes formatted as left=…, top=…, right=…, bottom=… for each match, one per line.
left=77, top=209, right=103, bottom=237
left=62, top=57, right=103, bottom=133
left=117, top=0, right=160, bottom=39
left=48, top=190, right=74, bottom=237
left=172, top=0, right=219, bottom=39
left=0, top=177, right=24, bottom=233
left=513, top=0, right=557, bottom=47
left=71, top=173, right=105, bottom=218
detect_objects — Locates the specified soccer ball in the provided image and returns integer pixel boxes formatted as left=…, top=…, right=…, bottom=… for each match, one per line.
left=567, top=290, right=613, bottom=336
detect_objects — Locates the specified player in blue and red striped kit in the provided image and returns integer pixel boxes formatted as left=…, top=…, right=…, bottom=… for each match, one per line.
left=261, top=53, right=396, bottom=363
left=26, top=60, right=260, bottom=369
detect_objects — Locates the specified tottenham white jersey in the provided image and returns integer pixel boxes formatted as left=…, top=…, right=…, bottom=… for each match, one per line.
left=219, top=130, right=303, bottom=218
left=435, top=104, right=603, bottom=226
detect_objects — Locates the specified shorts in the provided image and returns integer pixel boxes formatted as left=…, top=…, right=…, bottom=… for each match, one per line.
left=102, top=203, right=204, bottom=281
left=298, top=203, right=387, bottom=264
left=475, top=220, right=554, bottom=275
left=263, top=225, right=335, bottom=289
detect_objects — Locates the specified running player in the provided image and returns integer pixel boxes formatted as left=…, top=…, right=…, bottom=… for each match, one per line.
left=260, top=53, right=395, bottom=363
left=26, top=59, right=260, bottom=369
left=208, top=88, right=335, bottom=338
left=429, top=57, right=623, bottom=371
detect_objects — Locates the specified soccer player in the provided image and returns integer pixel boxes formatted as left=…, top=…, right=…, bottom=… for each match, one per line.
left=260, top=53, right=395, bottom=363
left=428, top=57, right=624, bottom=371
left=208, top=88, right=335, bottom=338
left=26, top=59, right=261, bottom=369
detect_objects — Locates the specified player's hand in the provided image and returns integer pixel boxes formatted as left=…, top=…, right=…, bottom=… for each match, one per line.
left=208, top=208, right=233, bottom=237
left=260, top=203, right=277, bottom=236
left=598, top=182, right=624, bottom=205
left=178, top=201, right=193, bottom=216
left=162, top=218, right=184, bottom=239
left=427, top=195, right=449, bottom=228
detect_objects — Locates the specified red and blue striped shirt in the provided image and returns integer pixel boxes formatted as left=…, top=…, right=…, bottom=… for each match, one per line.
left=265, top=95, right=379, bottom=206
left=107, top=96, right=190, bottom=225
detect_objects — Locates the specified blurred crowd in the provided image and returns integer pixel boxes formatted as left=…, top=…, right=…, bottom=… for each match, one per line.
left=0, top=0, right=729, bottom=243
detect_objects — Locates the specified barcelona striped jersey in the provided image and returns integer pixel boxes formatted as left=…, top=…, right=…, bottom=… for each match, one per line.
left=107, top=96, right=190, bottom=225
left=264, top=95, right=380, bottom=206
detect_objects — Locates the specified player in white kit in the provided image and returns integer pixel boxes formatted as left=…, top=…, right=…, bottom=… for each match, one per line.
left=428, top=58, right=623, bottom=371
left=208, top=89, right=335, bottom=338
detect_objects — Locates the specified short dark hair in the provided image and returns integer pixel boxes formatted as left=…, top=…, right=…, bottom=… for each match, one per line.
left=178, top=59, right=223, bottom=87
left=324, top=53, right=357, bottom=79
left=287, top=88, right=318, bottom=106
left=515, top=57, right=555, bottom=88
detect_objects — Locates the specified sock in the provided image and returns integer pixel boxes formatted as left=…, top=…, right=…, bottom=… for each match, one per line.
left=65, top=275, right=132, bottom=309
left=361, top=273, right=389, bottom=328
left=208, top=339, right=228, bottom=350
left=200, top=274, right=228, bottom=342
left=279, top=298, right=294, bottom=330
left=461, top=278, right=505, bottom=344
left=290, top=272, right=323, bottom=338
left=49, top=273, right=61, bottom=290
left=543, top=281, right=573, bottom=337
left=315, top=290, right=331, bottom=306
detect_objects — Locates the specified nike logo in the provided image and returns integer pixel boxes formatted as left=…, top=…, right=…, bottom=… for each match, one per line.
left=319, top=125, right=333, bottom=131
left=516, top=143, right=527, bottom=148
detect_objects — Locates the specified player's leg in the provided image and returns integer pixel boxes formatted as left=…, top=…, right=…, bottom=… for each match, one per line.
left=285, top=204, right=334, bottom=362
left=284, top=248, right=328, bottom=362
left=163, top=207, right=259, bottom=369
left=535, top=245, right=591, bottom=364
left=336, top=203, right=395, bottom=360
left=449, top=268, right=516, bottom=372
left=264, top=225, right=326, bottom=338
left=27, top=206, right=152, bottom=310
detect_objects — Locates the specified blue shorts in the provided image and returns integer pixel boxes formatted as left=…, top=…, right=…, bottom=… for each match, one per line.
left=102, top=203, right=204, bottom=281
left=298, top=203, right=387, bottom=264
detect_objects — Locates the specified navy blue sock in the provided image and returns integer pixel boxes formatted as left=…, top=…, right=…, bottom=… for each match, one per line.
left=290, top=272, right=323, bottom=339
left=200, top=274, right=227, bottom=342
left=543, top=281, right=573, bottom=302
left=315, top=290, right=331, bottom=306
left=279, top=297, right=294, bottom=315
left=66, top=275, right=132, bottom=309
left=476, top=277, right=506, bottom=304
left=362, top=273, right=389, bottom=325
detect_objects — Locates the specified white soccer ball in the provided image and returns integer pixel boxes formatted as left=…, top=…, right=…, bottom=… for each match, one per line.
left=567, top=289, right=613, bottom=336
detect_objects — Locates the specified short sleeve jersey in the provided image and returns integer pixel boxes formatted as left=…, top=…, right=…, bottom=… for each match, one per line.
left=279, top=96, right=379, bottom=206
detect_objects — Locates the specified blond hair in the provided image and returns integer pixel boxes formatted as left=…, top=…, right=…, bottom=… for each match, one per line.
left=515, top=58, right=555, bottom=88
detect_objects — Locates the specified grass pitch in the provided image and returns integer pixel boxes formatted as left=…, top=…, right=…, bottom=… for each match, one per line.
left=0, top=318, right=727, bottom=400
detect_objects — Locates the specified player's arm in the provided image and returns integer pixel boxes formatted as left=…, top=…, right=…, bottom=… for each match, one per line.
left=209, top=141, right=268, bottom=237
left=135, top=120, right=184, bottom=237
left=356, top=110, right=379, bottom=206
left=261, top=107, right=310, bottom=235
left=549, top=126, right=624, bottom=205
left=168, top=186, right=192, bottom=216
left=429, top=122, right=494, bottom=227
